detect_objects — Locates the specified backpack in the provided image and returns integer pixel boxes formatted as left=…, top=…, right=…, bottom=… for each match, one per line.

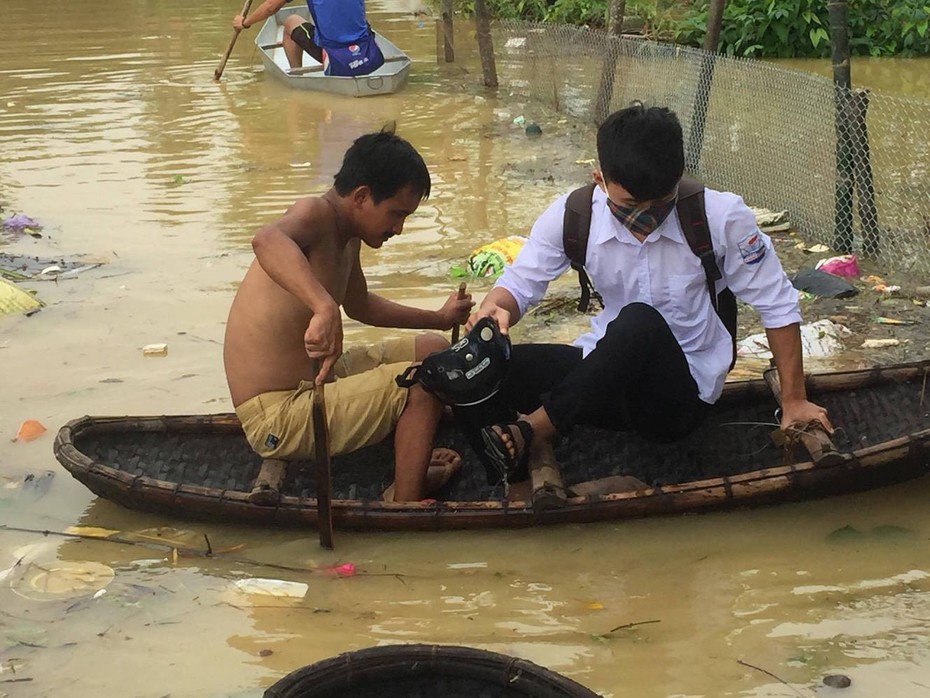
left=562, top=176, right=738, bottom=370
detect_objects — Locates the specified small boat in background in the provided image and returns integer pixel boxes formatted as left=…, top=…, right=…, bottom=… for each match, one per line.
left=255, top=5, right=411, bottom=97
left=53, top=361, right=930, bottom=532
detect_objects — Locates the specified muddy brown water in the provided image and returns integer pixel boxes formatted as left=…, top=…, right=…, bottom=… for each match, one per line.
left=2, top=2, right=930, bottom=696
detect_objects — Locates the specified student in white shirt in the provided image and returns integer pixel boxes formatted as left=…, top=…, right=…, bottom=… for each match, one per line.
left=463, top=104, right=832, bottom=480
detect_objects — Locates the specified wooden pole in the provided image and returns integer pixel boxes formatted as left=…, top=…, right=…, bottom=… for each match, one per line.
left=763, top=368, right=847, bottom=467
left=685, top=0, right=725, bottom=171
left=214, top=0, right=254, bottom=81
left=310, top=361, right=334, bottom=549
left=440, top=0, right=455, bottom=63
left=594, top=0, right=626, bottom=124
left=473, top=0, right=498, bottom=88
left=851, top=88, right=880, bottom=255
left=450, top=282, right=467, bottom=344
left=828, top=0, right=855, bottom=253
left=529, top=441, right=567, bottom=513
left=703, top=0, right=726, bottom=52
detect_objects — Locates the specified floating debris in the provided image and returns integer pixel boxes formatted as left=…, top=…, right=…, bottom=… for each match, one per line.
left=142, top=343, right=169, bottom=357
left=0, top=278, right=42, bottom=316
left=13, top=419, right=47, bottom=442
left=10, top=560, right=115, bottom=601
left=2, top=213, right=41, bottom=234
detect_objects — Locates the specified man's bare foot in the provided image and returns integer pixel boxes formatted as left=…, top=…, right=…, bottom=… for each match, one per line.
left=425, top=448, right=462, bottom=492
left=382, top=448, right=462, bottom=502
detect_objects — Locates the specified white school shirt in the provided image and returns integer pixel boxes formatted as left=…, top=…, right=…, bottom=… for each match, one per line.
left=496, top=185, right=801, bottom=404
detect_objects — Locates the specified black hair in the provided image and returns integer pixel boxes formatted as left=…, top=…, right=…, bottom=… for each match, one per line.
left=596, top=104, right=685, bottom=201
left=333, top=126, right=431, bottom=203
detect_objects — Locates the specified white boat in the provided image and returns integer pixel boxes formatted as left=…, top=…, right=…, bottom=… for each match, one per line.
left=255, top=5, right=412, bottom=97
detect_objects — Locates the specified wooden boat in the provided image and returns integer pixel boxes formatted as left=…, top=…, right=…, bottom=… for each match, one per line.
left=254, top=5, right=411, bottom=97
left=54, top=361, right=930, bottom=532
left=265, top=644, right=600, bottom=697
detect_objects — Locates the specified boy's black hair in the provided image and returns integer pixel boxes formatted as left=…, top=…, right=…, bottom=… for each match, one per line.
left=596, top=104, right=685, bottom=201
left=333, top=126, right=431, bottom=203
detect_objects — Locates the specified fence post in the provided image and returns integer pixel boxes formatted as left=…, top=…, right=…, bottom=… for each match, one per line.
left=704, top=0, right=725, bottom=52
left=685, top=0, right=725, bottom=171
left=473, top=0, right=498, bottom=88
left=438, top=0, right=454, bottom=63
left=828, top=0, right=855, bottom=253
left=593, top=0, right=626, bottom=124
left=850, top=88, right=879, bottom=255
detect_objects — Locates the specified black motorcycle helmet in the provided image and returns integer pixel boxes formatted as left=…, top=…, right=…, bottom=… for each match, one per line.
left=395, top=317, right=512, bottom=406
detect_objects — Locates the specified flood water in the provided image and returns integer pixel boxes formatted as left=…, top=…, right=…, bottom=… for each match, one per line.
left=3, top=2, right=930, bottom=696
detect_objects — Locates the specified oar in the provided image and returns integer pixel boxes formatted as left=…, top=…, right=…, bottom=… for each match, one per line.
left=214, top=0, right=254, bottom=81
left=450, top=282, right=467, bottom=343
left=310, top=360, right=335, bottom=549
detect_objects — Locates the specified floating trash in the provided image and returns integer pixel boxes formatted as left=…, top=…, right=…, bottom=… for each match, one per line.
left=13, top=419, right=47, bottom=442
left=234, top=577, right=308, bottom=598
left=10, top=560, right=115, bottom=601
left=143, top=343, right=169, bottom=357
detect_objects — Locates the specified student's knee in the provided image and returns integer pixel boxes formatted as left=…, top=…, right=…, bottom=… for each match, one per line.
left=606, top=303, right=666, bottom=337
left=283, top=15, right=305, bottom=32
left=414, top=332, right=449, bottom=360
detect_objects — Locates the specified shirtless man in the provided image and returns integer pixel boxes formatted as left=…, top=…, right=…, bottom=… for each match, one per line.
left=224, top=129, right=473, bottom=501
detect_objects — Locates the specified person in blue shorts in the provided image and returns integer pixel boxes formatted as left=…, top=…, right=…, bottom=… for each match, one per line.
left=233, top=0, right=384, bottom=77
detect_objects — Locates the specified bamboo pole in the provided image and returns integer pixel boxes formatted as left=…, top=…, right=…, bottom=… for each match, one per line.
left=310, top=360, right=334, bottom=549
left=450, top=282, right=467, bottom=344
left=473, top=0, right=498, bottom=88
left=593, top=0, right=626, bottom=124
left=828, top=0, right=855, bottom=253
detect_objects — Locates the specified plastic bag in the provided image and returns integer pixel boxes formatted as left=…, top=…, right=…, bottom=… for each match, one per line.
left=452, top=236, right=527, bottom=279
left=815, top=254, right=860, bottom=278
left=737, top=319, right=851, bottom=359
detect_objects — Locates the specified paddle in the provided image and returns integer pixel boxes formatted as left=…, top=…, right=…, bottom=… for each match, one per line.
left=214, top=0, right=254, bottom=81
left=311, top=360, right=335, bottom=549
left=450, top=282, right=467, bottom=344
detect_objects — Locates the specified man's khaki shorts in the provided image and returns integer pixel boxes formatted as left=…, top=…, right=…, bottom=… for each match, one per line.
left=235, top=337, right=416, bottom=459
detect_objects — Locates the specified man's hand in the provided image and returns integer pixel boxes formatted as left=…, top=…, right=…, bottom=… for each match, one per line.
left=780, top=398, right=833, bottom=434
left=466, top=303, right=512, bottom=335
left=304, top=306, right=343, bottom=384
left=436, top=288, right=474, bottom=330
left=233, top=14, right=248, bottom=30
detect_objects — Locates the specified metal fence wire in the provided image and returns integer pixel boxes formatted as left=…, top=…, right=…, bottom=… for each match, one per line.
left=465, top=20, right=930, bottom=275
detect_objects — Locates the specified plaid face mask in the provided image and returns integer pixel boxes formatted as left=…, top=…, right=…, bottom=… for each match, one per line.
left=605, top=187, right=678, bottom=238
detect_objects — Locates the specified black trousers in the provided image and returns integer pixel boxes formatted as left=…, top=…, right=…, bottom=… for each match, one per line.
left=455, top=303, right=708, bottom=481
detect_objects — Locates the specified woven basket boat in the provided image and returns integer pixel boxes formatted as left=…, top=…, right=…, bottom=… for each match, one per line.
left=263, top=644, right=600, bottom=697
left=54, top=361, right=930, bottom=532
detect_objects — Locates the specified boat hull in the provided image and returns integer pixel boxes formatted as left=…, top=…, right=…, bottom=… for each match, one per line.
left=255, top=6, right=411, bottom=97
left=54, top=362, right=930, bottom=531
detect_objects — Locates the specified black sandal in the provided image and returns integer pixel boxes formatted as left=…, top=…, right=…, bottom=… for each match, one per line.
left=480, top=420, right=534, bottom=478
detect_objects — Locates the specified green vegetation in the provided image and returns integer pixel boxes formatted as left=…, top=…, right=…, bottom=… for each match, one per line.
left=449, top=0, right=930, bottom=57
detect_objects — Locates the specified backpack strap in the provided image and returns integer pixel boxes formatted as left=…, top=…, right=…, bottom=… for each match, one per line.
left=563, top=183, right=601, bottom=312
left=676, top=176, right=738, bottom=370
left=677, top=176, right=719, bottom=307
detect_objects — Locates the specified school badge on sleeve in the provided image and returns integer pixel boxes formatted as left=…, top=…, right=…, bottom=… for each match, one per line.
left=738, top=232, right=767, bottom=265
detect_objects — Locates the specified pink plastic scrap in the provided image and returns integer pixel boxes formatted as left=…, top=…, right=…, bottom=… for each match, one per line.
left=319, top=563, right=356, bottom=578
left=815, top=254, right=860, bottom=278
left=2, top=214, right=41, bottom=232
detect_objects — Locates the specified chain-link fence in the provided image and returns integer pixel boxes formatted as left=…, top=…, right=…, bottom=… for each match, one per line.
left=458, top=20, right=930, bottom=276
